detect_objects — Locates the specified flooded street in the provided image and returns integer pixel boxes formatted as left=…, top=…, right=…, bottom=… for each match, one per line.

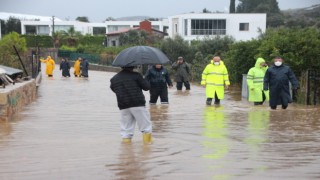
left=0, top=66, right=320, bottom=180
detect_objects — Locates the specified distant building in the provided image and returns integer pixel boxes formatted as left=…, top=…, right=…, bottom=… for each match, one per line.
left=1, top=12, right=267, bottom=42
left=105, top=20, right=168, bottom=46
left=168, top=13, right=266, bottom=41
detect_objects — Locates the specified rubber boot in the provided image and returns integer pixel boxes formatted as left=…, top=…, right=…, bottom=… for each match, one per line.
left=143, top=133, right=152, bottom=145
left=122, top=138, right=132, bottom=143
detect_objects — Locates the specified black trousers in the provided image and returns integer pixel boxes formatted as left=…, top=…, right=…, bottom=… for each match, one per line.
left=176, top=81, right=190, bottom=90
left=206, top=92, right=220, bottom=104
left=271, top=97, right=288, bottom=110
left=149, top=86, right=169, bottom=104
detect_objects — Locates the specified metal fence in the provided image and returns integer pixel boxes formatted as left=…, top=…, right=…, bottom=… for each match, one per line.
left=306, top=69, right=320, bottom=105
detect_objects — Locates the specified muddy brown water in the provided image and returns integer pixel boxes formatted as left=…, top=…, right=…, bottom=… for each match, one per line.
left=0, top=67, right=319, bottom=179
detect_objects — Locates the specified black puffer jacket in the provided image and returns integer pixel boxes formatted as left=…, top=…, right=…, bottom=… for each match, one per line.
left=110, top=69, right=150, bottom=110
left=144, top=66, right=173, bottom=87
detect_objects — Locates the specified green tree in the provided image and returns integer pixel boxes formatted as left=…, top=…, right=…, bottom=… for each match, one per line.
left=236, top=0, right=283, bottom=27
left=160, top=35, right=193, bottom=63
left=0, top=32, right=27, bottom=69
left=203, top=8, right=211, bottom=13
left=230, top=0, right=236, bottom=13
left=119, top=30, right=147, bottom=46
left=224, top=39, right=262, bottom=84
left=76, top=16, right=89, bottom=22
left=4, top=17, right=21, bottom=34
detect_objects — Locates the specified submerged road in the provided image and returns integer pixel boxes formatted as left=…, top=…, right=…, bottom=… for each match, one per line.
left=0, top=66, right=320, bottom=179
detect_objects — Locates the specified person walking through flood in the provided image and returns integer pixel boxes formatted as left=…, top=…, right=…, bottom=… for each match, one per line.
left=80, top=58, right=89, bottom=77
left=263, top=56, right=299, bottom=110
left=40, top=56, right=55, bottom=77
left=172, top=56, right=191, bottom=90
left=60, top=58, right=71, bottom=77
left=73, top=57, right=81, bottom=77
left=201, top=56, right=230, bottom=105
left=144, top=64, right=173, bottom=105
left=247, top=57, right=269, bottom=105
left=110, top=66, right=153, bottom=144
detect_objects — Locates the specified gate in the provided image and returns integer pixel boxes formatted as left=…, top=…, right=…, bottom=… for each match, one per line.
left=307, top=69, right=320, bottom=105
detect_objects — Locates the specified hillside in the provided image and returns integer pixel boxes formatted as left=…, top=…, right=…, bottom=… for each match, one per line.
left=282, top=4, right=320, bottom=27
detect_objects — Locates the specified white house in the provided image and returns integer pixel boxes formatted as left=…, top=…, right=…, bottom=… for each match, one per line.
left=19, top=19, right=169, bottom=37
left=4, top=12, right=267, bottom=41
left=20, top=20, right=106, bottom=36
left=168, top=13, right=266, bottom=41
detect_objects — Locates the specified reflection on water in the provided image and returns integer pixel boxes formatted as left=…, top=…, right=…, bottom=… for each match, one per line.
left=0, top=66, right=320, bottom=179
left=0, top=121, right=12, bottom=136
left=106, top=144, right=151, bottom=180
left=245, top=107, right=269, bottom=154
left=202, top=106, right=229, bottom=160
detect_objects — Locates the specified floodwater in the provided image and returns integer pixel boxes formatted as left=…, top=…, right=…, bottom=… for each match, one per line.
left=0, top=66, right=320, bottom=180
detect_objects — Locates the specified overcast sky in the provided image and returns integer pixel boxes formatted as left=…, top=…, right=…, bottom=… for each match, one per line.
left=0, top=0, right=319, bottom=22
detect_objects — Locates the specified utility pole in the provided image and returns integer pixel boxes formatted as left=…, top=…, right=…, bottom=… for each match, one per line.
left=52, top=16, right=55, bottom=48
left=52, top=16, right=55, bottom=35
left=0, top=21, right=2, bottom=39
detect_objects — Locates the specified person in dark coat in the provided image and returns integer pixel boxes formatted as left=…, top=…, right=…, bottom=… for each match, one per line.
left=172, top=56, right=191, bottom=90
left=110, top=67, right=153, bottom=144
left=59, top=58, right=71, bottom=77
left=144, top=64, right=173, bottom=105
left=80, top=58, right=89, bottom=77
left=263, top=57, right=299, bottom=110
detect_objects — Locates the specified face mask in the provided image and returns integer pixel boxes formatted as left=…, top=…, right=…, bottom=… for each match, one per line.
left=274, top=61, right=282, bottom=66
left=214, top=62, right=220, bottom=66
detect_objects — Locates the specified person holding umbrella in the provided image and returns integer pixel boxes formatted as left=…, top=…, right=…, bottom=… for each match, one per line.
left=144, top=64, right=173, bottom=105
left=111, top=46, right=171, bottom=144
left=110, top=66, right=153, bottom=144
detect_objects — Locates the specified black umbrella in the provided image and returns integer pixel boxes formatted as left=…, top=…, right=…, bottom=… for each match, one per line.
left=112, top=46, right=170, bottom=67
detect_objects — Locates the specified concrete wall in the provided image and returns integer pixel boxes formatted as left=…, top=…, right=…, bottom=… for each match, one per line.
left=0, top=80, right=36, bottom=121
left=67, top=61, right=121, bottom=73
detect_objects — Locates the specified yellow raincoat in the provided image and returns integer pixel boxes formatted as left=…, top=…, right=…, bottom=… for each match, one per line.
left=247, top=58, right=269, bottom=102
left=40, top=56, right=55, bottom=76
left=73, top=59, right=81, bottom=76
left=201, top=60, right=230, bottom=99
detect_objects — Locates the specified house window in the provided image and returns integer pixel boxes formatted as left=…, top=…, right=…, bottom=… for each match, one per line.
left=175, top=24, right=178, bottom=33
left=93, top=27, right=106, bottom=35
left=112, top=40, right=116, bottom=46
left=191, top=19, right=226, bottom=35
left=239, top=23, right=249, bottom=31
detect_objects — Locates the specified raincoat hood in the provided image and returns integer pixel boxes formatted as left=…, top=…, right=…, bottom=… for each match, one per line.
left=255, top=58, right=265, bottom=68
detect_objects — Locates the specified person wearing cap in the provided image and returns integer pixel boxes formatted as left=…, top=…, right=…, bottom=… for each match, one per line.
left=110, top=66, right=153, bottom=144
left=144, top=64, right=173, bottom=104
left=40, top=56, right=55, bottom=77
left=247, top=57, right=269, bottom=105
left=201, top=56, right=230, bottom=105
left=171, top=56, right=191, bottom=90
left=263, top=56, right=299, bottom=110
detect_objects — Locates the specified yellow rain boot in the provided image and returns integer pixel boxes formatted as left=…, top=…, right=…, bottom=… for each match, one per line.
left=143, top=133, right=152, bottom=145
left=122, top=138, right=132, bottom=143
